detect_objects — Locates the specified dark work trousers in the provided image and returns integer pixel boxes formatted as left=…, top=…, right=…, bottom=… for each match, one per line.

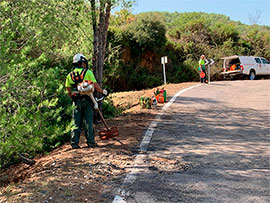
left=200, top=69, right=207, bottom=83
left=71, top=98, right=95, bottom=147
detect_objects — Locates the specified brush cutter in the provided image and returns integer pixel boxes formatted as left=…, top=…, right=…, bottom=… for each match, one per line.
left=77, top=81, right=119, bottom=140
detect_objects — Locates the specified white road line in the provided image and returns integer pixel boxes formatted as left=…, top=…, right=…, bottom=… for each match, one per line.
left=162, top=84, right=201, bottom=111
left=139, top=114, right=161, bottom=152
left=112, top=84, right=201, bottom=203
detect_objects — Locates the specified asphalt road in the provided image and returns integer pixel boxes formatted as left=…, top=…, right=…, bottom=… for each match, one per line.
left=113, top=80, right=270, bottom=203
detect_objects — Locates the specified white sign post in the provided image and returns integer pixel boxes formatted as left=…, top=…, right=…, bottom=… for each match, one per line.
left=208, top=65, right=210, bottom=83
left=204, top=59, right=214, bottom=83
left=161, top=56, right=167, bottom=85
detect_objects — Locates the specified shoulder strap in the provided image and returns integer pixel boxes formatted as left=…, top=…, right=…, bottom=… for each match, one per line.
left=70, top=68, right=87, bottom=84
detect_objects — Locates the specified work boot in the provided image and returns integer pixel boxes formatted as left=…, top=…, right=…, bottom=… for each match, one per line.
left=87, top=143, right=98, bottom=148
left=72, top=145, right=80, bottom=149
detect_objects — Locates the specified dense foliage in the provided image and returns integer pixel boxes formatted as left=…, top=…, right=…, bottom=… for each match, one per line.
left=104, top=12, right=167, bottom=91
left=1, top=1, right=269, bottom=169
left=0, top=0, right=93, bottom=168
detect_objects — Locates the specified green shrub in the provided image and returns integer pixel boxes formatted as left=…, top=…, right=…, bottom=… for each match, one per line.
left=124, top=13, right=167, bottom=54
left=102, top=97, right=122, bottom=119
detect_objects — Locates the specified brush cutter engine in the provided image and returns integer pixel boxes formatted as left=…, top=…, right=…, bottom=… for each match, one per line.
left=77, top=81, right=95, bottom=95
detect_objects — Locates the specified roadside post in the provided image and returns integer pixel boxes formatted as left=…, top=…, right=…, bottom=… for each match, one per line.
left=204, top=59, right=215, bottom=83
left=161, top=56, right=167, bottom=85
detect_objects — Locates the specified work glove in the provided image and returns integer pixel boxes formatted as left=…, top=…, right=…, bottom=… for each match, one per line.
left=102, top=89, right=109, bottom=97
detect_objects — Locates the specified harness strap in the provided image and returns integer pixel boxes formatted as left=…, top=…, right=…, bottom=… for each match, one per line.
left=70, top=68, right=87, bottom=84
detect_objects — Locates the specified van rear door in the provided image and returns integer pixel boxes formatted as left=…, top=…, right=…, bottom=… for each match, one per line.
left=221, top=55, right=240, bottom=72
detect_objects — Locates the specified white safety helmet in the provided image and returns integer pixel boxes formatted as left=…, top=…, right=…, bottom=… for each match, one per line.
left=73, top=53, right=86, bottom=64
left=72, top=53, right=89, bottom=69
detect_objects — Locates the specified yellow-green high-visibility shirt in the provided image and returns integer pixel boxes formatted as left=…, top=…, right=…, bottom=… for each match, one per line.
left=199, top=59, right=205, bottom=66
left=65, top=68, right=97, bottom=88
left=199, top=59, right=205, bottom=70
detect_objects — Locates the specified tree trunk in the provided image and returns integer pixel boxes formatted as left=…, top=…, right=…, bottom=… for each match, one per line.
left=90, top=0, right=111, bottom=88
left=90, top=0, right=98, bottom=78
left=90, top=0, right=111, bottom=121
left=98, top=0, right=111, bottom=88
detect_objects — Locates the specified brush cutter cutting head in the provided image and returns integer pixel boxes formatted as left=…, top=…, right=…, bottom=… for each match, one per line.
left=99, top=126, right=119, bottom=140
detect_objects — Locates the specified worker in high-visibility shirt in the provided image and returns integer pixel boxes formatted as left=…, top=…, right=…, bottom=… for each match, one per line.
left=65, top=53, right=107, bottom=149
left=199, top=55, right=207, bottom=83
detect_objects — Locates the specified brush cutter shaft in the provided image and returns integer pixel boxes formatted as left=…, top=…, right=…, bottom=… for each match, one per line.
left=89, top=93, right=110, bottom=130
left=96, top=108, right=110, bottom=131
left=89, top=93, right=99, bottom=110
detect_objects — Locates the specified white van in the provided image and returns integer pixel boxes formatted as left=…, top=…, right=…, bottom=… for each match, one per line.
left=221, top=55, right=270, bottom=80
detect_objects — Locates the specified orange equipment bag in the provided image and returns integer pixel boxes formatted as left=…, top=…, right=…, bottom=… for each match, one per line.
left=230, top=64, right=236, bottom=71
left=158, top=96, right=164, bottom=103
left=155, top=94, right=164, bottom=103
left=155, top=95, right=159, bottom=102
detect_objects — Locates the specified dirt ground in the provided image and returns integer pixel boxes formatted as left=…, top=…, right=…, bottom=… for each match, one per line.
left=0, top=82, right=197, bottom=203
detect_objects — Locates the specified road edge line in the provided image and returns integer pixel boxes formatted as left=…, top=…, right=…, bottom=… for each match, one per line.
left=162, top=84, right=201, bottom=111
left=112, top=84, right=201, bottom=203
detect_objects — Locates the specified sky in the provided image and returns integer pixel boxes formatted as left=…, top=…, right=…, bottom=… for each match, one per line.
left=130, top=0, right=270, bottom=26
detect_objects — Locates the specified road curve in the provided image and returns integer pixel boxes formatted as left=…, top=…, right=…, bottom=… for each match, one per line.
left=114, top=80, right=270, bottom=203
